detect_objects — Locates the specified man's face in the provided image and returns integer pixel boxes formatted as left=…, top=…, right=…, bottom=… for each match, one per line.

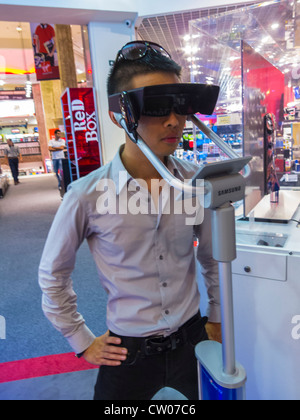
left=55, top=131, right=61, bottom=140
left=7, top=139, right=13, bottom=147
left=130, top=72, right=187, bottom=158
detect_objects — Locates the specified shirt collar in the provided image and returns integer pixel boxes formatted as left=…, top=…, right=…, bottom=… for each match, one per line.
left=110, top=145, right=183, bottom=195
left=110, top=145, right=133, bottom=195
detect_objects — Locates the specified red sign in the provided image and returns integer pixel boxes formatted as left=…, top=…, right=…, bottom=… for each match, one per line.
left=61, top=88, right=102, bottom=181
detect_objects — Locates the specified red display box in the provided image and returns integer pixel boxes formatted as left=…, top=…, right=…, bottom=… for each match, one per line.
left=61, top=88, right=103, bottom=182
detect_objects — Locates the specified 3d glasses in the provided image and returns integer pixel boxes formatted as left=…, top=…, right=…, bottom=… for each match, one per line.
left=109, top=83, right=220, bottom=122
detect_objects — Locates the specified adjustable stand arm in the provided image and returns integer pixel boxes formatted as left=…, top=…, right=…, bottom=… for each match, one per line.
left=117, top=114, right=203, bottom=196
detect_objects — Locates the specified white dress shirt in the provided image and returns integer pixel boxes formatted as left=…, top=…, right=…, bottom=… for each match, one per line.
left=49, top=139, right=66, bottom=160
left=39, top=146, right=220, bottom=354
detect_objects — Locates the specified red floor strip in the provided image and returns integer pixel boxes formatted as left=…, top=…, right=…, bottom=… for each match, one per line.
left=0, top=353, right=98, bottom=383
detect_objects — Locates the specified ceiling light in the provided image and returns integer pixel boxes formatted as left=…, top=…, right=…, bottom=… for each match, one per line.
left=262, top=36, right=271, bottom=44
left=184, top=45, right=199, bottom=55
left=271, top=23, right=279, bottom=30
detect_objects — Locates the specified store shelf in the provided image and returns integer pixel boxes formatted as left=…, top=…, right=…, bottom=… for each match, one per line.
left=0, top=142, right=41, bottom=157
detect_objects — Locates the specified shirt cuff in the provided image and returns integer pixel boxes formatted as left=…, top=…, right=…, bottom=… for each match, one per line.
left=66, top=324, right=96, bottom=354
left=207, top=303, right=221, bottom=324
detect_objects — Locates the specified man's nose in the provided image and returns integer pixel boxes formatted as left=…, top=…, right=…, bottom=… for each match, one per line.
left=163, top=111, right=181, bottom=128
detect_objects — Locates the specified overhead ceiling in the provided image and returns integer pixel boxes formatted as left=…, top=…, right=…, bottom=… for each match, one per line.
left=0, top=4, right=137, bottom=26
left=136, top=1, right=256, bottom=82
left=136, top=0, right=300, bottom=109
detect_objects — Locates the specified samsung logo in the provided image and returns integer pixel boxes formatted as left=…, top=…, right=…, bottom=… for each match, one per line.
left=218, top=186, right=242, bottom=196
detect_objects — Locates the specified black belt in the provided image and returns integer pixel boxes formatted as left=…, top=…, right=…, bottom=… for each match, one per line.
left=110, top=312, right=208, bottom=358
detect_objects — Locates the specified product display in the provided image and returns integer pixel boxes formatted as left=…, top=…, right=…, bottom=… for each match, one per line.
left=264, top=113, right=280, bottom=201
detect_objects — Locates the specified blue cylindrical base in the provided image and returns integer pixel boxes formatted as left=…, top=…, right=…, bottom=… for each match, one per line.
left=196, top=341, right=247, bottom=401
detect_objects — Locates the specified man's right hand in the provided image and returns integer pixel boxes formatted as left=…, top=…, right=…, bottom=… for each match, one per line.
left=83, top=331, right=128, bottom=366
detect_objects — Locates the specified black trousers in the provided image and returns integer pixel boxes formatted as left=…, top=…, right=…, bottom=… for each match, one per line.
left=8, top=158, right=19, bottom=182
left=94, top=314, right=208, bottom=400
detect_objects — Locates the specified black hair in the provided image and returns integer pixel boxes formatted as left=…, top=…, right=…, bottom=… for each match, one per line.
left=107, top=48, right=182, bottom=96
left=54, top=129, right=61, bottom=134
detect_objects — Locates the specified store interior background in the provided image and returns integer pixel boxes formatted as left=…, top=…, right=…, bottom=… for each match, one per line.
left=1, top=0, right=300, bottom=401
left=0, top=2, right=257, bottom=182
left=1, top=0, right=300, bottom=215
left=0, top=22, right=90, bottom=179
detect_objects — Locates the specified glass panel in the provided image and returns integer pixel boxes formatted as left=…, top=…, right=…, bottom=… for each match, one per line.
left=188, top=0, right=296, bottom=218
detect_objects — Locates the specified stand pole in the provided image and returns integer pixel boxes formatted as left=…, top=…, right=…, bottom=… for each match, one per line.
left=218, top=262, right=236, bottom=375
left=211, top=203, right=237, bottom=376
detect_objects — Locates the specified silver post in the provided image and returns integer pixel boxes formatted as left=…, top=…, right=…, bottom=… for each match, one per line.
left=211, top=203, right=237, bottom=376
left=218, top=262, right=236, bottom=375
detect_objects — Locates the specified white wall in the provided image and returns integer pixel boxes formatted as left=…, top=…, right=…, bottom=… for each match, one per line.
left=0, top=0, right=257, bottom=17
left=88, top=21, right=135, bottom=164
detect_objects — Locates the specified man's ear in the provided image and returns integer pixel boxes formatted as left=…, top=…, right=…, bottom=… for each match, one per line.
left=109, top=111, right=122, bottom=128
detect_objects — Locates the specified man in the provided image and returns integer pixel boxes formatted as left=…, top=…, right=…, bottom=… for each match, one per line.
left=49, top=129, right=65, bottom=189
left=39, top=41, right=221, bottom=400
left=4, top=139, right=22, bottom=185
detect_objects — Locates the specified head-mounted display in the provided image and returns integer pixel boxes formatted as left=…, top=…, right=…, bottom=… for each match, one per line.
left=109, top=83, right=219, bottom=119
left=109, top=83, right=220, bottom=140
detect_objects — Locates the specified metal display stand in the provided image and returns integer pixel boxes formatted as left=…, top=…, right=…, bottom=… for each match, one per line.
left=115, top=112, right=251, bottom=400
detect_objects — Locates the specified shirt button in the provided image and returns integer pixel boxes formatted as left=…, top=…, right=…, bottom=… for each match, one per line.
left=159, top=255, right=164, bottom=260
left=165, top=310, right=170, bottom=315
left=162, top=282, right=168, bottom=287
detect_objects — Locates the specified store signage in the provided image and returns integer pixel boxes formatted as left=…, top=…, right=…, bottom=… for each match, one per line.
left=30, top=23, right=60, bottom=81
left=61, top=88, right=102, bottom=181
left=0, top=90, right=27, bottom=101
left=217, top=113, right=242, bottom=126
left=0, top=100, right=35, bottom=118
left=71, top=99, right=98, bottom=143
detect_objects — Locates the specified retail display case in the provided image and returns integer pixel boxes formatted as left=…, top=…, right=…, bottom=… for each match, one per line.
left=0, top=134, right=41, bottom=158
